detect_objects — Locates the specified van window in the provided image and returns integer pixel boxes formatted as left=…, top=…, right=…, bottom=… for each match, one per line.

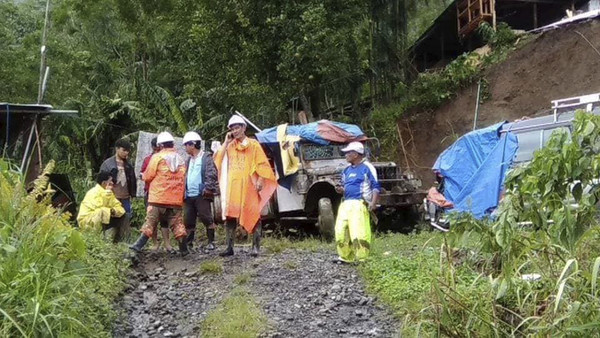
left=542, top=127, right=570, bottom=146
left=514, top=131, right=541, bottom=163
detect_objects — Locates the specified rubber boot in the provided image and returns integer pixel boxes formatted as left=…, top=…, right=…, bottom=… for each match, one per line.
left=206, top=228, right=216, bottom=250
left=186, top=229, right=196, bottom=251
left=250, top=224, right=261, bottom=257
left=219, top=225, right=235, bottom=257
left=179, top=239, right=189, bottom=257
left=129, top=234, right=149, bottom=253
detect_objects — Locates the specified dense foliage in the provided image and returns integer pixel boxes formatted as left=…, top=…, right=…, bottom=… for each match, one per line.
left=0, top=0, right=451, bottom=176
left=0, top=160, right=129, bottom=336
left=361, top=112, right=600, bottom=336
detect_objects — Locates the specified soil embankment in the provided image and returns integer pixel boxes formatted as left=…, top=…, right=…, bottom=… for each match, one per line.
left=401, top=19, right=600, bottom=186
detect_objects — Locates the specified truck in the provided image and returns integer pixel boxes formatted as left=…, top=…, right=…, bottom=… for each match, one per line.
left=212, top=119, right=427, bottom=240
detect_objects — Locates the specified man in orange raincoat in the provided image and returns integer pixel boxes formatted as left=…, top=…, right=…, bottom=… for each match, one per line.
left=214, top=115, right=276, bottom=257
left=130, top=131, right=189, bottom=255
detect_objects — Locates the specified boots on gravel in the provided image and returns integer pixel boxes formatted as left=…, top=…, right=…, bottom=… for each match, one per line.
left=206, top=228, right=216, bottom=250
left=185, top=229, right=195, bottom=251
left=219, top=225, right=235, bottom=257
left=179, top=239, right=189, bottom=257
left=250, top=224, right=261, bottom=257
left=129, top=234, right=149, bottom=253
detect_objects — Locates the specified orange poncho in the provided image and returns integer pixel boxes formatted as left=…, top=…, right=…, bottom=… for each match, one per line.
left=214, top=137, right=277, bottom=233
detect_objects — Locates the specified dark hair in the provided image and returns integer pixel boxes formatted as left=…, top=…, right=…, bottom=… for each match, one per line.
left=115, top=138, right=132, bottom=151
left=193, top=140, right=202, bottom=149
left=161, top=141, right=174, bottom=148
left=151, top=137, right=158, bottom=148
left=96, top=171, right=113, bottom=185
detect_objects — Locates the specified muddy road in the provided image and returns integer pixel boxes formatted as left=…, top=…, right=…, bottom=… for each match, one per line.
left=114, top=243, right=399, bottom=337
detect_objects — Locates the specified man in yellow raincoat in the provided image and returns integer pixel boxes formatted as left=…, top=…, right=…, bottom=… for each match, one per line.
left=214, top=115, right=277, bottom=257
left=77, top=171, right=126, bottom=239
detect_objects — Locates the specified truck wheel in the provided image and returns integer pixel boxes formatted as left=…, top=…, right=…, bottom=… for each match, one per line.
left=318, top=198, right=335, bottom=242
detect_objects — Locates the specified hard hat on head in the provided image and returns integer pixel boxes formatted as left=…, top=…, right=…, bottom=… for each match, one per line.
left=183, top=131, right=202, bottom=144
left=227, top=115, right=247, bottom=128
left=341, top=141, right=365, bottom=155
left=156, top=131, right=175, bottom=144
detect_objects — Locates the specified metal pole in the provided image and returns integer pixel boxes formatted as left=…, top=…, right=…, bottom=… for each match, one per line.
left=234, top=110, right=262, bottom=132
left=37, top=0, right=51, bottom=104
left=473, top=80, right=482, bottom=130
left=20, top=124, right=36, bottom=173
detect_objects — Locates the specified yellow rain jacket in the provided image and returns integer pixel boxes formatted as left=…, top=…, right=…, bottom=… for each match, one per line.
left=77, top=184, right=125, bottom=229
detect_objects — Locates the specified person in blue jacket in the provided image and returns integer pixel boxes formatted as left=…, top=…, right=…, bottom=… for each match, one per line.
left=335, top=141, right=380, bottom=263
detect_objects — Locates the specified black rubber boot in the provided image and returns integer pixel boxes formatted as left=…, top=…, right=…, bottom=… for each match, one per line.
left=219, top=225, right=235, bottom=257
left=179, top=239, right=189, bottom=257
left=206, top=228, right=216, bottom=250
left=186, top=229, right=196, bottom=250
left=250, top=224, right=261, bottom=257
left=129, top=234, right=149, bottom=253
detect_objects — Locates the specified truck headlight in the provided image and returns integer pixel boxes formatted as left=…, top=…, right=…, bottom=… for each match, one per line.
left=296, top=173, right=309, bottom=194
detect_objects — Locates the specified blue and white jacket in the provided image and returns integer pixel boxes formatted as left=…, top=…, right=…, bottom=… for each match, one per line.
left=342, top=161, right=380, bottom=203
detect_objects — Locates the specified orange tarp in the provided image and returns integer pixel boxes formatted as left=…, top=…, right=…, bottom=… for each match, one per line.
left=214, top=138, right=277, bottom=233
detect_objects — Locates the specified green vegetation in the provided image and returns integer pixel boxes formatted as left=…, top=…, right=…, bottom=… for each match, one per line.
left=0, top=0, right=459, bottom=183
left=199, top=260, right=224, bottom=275
left=370, top=22, right=522, bottom=159
left=233, top=272, right=254, bottom=285
left=262, top=235, right=334, bottom=254
left=283, top=260, right=299, bottom=270
left=360, top=112, right=600, bottom=335
left=0, top=160, right=129, bottom=337
left=201, top=287, right=268, bottom=338
left=359, top=232, right=443, bottom=317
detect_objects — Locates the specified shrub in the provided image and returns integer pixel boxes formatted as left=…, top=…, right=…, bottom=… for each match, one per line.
left=0, top=160, right=129, bottom=337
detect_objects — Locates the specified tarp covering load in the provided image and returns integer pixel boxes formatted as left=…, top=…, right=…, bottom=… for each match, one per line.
left=433, top=122, right=519, bottom=219
left=255, top=120, right=367, bottom=189
left=255, top=120, right=366, bottom=145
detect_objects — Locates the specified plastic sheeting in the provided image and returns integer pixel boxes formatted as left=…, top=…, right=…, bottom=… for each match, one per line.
left=433, top=122, right=518, bottom=219
left=255, top=120, right=366, bottom=145
left=256, top=120, right=367, bottom=189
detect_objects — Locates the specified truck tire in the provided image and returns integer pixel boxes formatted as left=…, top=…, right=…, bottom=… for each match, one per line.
left=318, top=197, right=335, bottom=242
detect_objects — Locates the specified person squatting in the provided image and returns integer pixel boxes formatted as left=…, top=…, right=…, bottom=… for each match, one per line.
left=78, top=117, right=380, bottom=262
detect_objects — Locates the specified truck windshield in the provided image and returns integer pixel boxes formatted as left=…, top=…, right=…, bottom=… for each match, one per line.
left=301, top=144, right=344, bottom=160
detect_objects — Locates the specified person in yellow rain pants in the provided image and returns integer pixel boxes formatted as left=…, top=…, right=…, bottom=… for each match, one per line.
left=77, top=171, right=126, bottom=239
left=335, top=142, right=380, bottom=263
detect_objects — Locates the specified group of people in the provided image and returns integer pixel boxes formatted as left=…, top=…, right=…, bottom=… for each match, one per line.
left=77, top=115, right=381, bottom=262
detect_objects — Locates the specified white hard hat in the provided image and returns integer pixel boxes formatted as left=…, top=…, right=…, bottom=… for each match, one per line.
left=183, top=131, right=202, bottom=144
left=156, top=131, right=175, bottom=144
left=227, top=115, right=247, bottom=128
left=341, top=141, right=364, bottom=155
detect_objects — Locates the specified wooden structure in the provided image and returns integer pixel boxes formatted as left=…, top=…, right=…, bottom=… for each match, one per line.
left=409, top=0, right=588, bottom=73
left=458, top=0, right=496, bottom=38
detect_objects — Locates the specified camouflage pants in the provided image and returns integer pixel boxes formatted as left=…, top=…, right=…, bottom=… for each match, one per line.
left=140, top=205, right=187, bottom=240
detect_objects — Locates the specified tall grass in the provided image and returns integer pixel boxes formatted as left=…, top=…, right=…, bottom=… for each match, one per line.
left=0, top=160, right=129, bottom=337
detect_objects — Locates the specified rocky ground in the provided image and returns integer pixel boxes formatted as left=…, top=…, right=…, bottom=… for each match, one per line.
left=114, top=243, right=399, bottom=338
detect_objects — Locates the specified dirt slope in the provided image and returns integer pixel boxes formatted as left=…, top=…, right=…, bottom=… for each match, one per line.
left=401, top=19, right=600, bottom=186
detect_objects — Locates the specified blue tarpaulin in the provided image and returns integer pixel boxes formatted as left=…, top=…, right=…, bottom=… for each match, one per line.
left=433, top=122, right=519, bottom=219
left=256, top=120, right=366, bottom=190
left=255, top=120, right=365, bottom=145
